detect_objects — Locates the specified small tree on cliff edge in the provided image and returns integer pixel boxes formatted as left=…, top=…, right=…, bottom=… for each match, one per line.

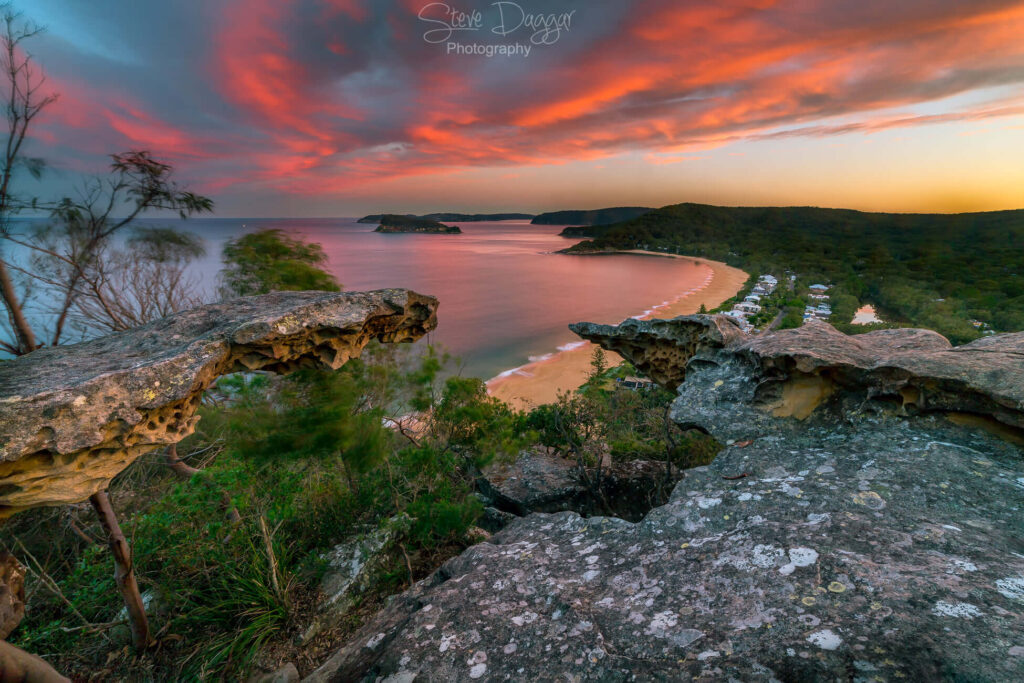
left=0, top=7, right=212, bottom=355
left=0, top=4, right=56, bottom=354
left=588, top=346, right=608, bottom=382
left=0, top=5, right=211, bottom=656
left=17, top=153, right=212, bottom=345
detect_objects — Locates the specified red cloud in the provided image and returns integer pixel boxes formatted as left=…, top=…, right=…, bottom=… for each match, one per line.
left=34, top=76, right=223, bottom=175
left=27, top=0, right=1024, bottom=200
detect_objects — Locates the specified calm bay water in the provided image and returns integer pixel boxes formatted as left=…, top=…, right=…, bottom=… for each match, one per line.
left=13, top=218, right=708, bottom=379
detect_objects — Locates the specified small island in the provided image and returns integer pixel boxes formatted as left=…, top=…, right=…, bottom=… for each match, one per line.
left=373, top=214, right=461, bottom=234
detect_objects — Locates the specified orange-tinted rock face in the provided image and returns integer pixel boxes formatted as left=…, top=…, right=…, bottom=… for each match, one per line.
left=0, top=551, right=25, bottom=639
left=573, top=314, right=1024, bottom=433
left=569, top=314, right=746, bottom=391
left=0, top=289, right=438, bottom=518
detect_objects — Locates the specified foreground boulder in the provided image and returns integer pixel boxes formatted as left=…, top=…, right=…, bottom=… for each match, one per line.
left=0, top=289, right=438, bottom=518
left=300, top=515, right=413, bottom=646
left=308, top=317, right=1024, bottom=682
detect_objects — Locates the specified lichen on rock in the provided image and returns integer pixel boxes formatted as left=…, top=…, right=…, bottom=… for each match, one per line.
left=0, top=289, right=438, bottom=518
left=308, top=316, right=1024, bottom=682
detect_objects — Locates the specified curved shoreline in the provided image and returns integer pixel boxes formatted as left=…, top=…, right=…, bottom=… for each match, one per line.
left=486, top=253, right=749, bottom=409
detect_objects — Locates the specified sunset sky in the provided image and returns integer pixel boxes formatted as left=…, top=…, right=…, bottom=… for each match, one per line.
left=18, top=0, right=1024, bottom=216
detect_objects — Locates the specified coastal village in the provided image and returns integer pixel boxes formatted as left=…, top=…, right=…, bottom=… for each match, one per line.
left=722, top=273, right=784, bottom=332
left=721, top=273, right=833, bottom=333
left=804, top=282, right=833, bottom=323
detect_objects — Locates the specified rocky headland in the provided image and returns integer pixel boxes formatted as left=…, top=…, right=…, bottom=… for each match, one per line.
left=309, top=316, right=1024, bottom=681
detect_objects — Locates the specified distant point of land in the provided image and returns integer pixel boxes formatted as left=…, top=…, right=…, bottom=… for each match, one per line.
left=531, top=207, right=654, bottom=228
left=359, top=212, right=533, bottom=224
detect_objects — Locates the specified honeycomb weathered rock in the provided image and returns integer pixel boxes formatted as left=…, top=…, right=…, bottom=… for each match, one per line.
left=0, top=289, right=438, bottom=518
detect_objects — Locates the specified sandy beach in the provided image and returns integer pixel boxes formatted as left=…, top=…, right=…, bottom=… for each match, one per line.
left=487, top=252, right=749, bottom=410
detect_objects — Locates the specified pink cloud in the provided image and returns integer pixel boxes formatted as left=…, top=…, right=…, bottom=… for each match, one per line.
left=25, top=0, right=1024, bottom=202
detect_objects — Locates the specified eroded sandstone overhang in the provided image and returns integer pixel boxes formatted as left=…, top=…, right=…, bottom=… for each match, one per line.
left=0, top=289, right=438, bottom=518
left=569, top=314, right=745, bottom=391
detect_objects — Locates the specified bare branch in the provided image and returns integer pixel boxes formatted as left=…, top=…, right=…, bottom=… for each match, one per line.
left=0, top=4, right=58, bottom=353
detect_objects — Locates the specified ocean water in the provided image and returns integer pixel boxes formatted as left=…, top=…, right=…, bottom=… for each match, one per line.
left=9, top=218, right=709, bottom=379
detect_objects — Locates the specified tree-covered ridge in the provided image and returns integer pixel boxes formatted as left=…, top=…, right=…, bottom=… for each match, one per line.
left=565, top=203, right=1024, bottom=343
left=531, top=207, right=654, bottom=226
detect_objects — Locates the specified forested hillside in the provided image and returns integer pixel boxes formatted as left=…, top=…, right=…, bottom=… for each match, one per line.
left=532, top=207, right=653, bottom=225
left=565, top=203, right=1024, bottom=343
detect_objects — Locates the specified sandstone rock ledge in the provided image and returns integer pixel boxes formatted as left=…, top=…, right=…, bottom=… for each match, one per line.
left=308, top=317, right=1023, bottom=682
left=0, top=289, right=437, bottom=518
